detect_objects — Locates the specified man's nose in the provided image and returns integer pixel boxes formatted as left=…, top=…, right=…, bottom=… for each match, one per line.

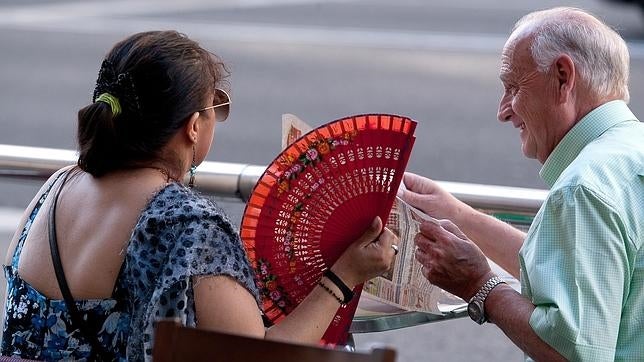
left=497, top=97, right=513, bottom=122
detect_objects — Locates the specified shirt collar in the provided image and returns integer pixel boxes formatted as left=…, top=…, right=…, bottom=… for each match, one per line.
left=539, top=100, right=638, bottom=187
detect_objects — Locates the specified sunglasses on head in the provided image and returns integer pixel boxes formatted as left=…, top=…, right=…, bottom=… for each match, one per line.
left=198, top=88, right=231, bottom=122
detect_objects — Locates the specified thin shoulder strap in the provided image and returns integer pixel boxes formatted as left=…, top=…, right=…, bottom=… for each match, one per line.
left=48, top=170, right=108, bottom=359
left=10, top=171, right=67, bottom=269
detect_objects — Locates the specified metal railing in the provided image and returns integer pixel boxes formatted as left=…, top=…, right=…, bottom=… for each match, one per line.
left=0, top=143, right=548, bottom=333
left=0, top=144, right=547, bottom=213
left=0, top=144, right=266, bottom=202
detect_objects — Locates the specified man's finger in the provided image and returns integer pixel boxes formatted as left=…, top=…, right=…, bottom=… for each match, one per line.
left=399, top=189, right=428, bottom=212
left=415, top=247, right=430, bottom=265
left=419, top=219, right=446, bottom=238
left=414, top=231, right=436, bottom=249
left=403, top=172, right=437, bottom=194
left=439, top=219, right=467, bottom=239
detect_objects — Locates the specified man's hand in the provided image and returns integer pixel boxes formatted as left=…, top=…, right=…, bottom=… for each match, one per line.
left=403, top=171, right=524, bottom=279
left=400, top=172, right=471, bottom=223
left=414, top=218, right=493, bottom=301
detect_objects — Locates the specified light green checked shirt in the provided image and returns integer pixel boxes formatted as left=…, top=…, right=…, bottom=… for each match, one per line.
left=519, top=100, right=644, bottom=361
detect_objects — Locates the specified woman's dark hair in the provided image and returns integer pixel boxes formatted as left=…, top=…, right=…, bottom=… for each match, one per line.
left=77, top=30, right=227, bottom=176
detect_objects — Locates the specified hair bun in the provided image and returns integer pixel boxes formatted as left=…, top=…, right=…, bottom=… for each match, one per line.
left=92, top=59, right=142, bottom=118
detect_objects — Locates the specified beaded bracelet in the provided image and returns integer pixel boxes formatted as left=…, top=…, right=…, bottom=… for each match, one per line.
left=317, top=281, right=345, bottom=306
left=323, top=269, right=354, bottom=304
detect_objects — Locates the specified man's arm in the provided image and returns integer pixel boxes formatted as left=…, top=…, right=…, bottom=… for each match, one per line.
left=485, top=284, right=566, bottom=361
left=415, top=185, right=628, bottom=361
left=414, top=221, right=565, bottom=361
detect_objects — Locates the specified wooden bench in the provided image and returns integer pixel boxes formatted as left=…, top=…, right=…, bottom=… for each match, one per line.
left=153, top=320, right=396, bottom=362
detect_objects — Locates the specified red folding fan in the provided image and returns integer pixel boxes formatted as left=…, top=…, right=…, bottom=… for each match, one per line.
left=241, top=114, right=416, bottom=344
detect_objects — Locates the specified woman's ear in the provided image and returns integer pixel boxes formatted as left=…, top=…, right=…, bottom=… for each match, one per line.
left=185, top=112, right=201, bottom=144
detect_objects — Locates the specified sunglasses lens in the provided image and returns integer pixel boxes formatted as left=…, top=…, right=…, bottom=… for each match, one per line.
left=214, top=88, right=231, bottom=122
left=216, top=104, right=230, bottom=122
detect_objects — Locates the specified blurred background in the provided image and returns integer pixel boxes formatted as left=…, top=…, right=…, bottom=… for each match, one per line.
left=1, top=0, right=643, bottom=361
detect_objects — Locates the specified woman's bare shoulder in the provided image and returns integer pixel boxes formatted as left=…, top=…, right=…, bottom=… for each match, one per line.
left=4, top=166, right=76, bottom=265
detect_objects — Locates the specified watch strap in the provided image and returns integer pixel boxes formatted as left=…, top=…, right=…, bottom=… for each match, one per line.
left=469, top=275, right=505, bottom=324
left=469, top=276, right=505, bottom=304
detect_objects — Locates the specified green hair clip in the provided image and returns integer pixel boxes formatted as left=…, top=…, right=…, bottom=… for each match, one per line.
left=96, top=93, right=122, bottom=117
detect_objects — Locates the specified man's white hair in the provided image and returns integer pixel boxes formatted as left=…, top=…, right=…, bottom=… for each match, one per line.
left=513, top=7, right=630, bottom=102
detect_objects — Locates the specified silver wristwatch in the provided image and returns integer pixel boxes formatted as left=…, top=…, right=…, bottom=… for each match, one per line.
left=467, top=276, right=505, bottom=325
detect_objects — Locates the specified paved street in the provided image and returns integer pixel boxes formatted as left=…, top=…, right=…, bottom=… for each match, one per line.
left=1, top=0, right=643, bottom=360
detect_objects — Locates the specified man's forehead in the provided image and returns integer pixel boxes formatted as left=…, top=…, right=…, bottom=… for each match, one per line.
left=499, top=44, right=518, bottom=80
left=499, top=36, right=534, bottom=78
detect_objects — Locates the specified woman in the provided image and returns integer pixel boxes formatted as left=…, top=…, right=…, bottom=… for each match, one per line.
left=1, top=31, right=398, bottom=361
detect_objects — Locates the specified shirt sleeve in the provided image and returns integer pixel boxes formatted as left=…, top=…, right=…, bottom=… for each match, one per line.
left=524, top=184, right=629, bottom=361
left=126, top=189, right=260, bottom=360
left=164, top=211, right=260, bottom=303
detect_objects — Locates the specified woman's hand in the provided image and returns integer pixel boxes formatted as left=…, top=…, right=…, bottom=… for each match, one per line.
left=330, top=217, right=398, bottom=288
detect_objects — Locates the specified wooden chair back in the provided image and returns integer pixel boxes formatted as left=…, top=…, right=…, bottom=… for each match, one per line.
left=153, top=320, right=396, bottom=362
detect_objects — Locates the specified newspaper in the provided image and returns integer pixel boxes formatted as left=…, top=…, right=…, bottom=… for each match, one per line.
left=280, top=113, right=466, bottom=315
left=282, top=113, right=312, bottom=150
left=362, top=197, right=466, bottom=314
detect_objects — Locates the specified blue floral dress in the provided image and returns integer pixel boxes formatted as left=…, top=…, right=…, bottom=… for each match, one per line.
left=2, top=177, right=260, bottom=361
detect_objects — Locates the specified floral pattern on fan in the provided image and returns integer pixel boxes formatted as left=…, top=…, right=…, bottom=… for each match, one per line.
left=281, top=205, right=302, bottom=262
left=276, top=132, right=357, bottom=195
left=256, top=258, right=292, bottom=312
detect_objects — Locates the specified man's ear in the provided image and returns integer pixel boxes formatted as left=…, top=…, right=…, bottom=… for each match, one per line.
left=554, top=54, right=575, bottom=103
left=185, top=112, right=200, bottom=144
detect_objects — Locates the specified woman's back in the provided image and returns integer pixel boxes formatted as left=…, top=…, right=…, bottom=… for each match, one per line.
left=2, top=168, right=259, bottom=361
left=12, top=168, right=167, bottom=300
left=2, top=168, right=168, bottom=360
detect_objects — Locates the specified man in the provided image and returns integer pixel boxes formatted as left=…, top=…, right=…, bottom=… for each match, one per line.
left=401, top=7, right=643, bottom=361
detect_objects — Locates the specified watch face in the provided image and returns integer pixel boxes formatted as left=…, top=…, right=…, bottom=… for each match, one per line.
left=467, top=301, right=485, bottom=324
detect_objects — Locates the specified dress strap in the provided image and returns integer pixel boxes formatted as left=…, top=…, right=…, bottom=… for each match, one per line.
left=47, top=170, right=110, bottom=359
left=10, top=171, right=68, bottom=269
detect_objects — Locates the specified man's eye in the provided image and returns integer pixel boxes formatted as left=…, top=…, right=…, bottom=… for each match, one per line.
left=505, top=85, right=517, bottom=95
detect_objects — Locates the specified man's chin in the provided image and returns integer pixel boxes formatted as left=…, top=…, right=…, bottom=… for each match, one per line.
left=521, top=144, right=538, bottom=160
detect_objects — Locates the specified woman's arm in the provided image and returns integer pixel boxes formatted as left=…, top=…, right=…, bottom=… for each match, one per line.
left=193, top=274, right=351, bottom=342
left=193, top=217, right=397, bottom=343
